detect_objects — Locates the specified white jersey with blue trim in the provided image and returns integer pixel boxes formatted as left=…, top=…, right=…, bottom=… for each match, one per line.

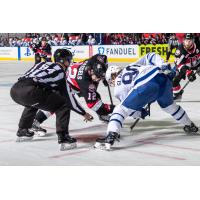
left=133, top=52, right=164, bottom=66
left=114, top=64, right=162, bottom=102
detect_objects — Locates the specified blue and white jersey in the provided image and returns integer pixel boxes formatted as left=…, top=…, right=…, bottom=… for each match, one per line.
left=114, top=64, right=162, bottom=102
left=133, top=52, right=164, bottom=66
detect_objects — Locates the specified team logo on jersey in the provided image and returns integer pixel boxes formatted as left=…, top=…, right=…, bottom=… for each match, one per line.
left=175, top=49, right=180, bottom=56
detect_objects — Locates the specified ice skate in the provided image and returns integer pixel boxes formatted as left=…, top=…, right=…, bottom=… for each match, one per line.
left=94, top=132, right=120, bottom=150
left=98, top=114, right=111, bottom=123
left=31, top=120, right=47, bottom=137
left=57, top=133, right=77, bottom=151
left=184, top=122, right=199, bottom=135
left=16, top=128, right=34, bottom=142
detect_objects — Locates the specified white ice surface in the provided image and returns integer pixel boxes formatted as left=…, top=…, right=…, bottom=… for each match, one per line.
left=0, top=61, right=200, bottom=165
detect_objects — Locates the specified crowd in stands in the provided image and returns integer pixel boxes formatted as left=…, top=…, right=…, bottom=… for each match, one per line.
left=0, top=33, right=99, bottom=47
left=103, top=33, right=169, bottom=45
left=0, top=33, right=198, bottom=47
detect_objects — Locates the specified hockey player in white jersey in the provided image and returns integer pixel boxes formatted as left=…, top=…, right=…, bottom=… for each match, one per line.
left=94, top=53, right=199, bottom=150
left=134, top=52, right=165, bottom=66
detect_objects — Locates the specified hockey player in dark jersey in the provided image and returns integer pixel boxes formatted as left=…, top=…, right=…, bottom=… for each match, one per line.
left=173, top=33, right=200, bottom=100
left=67, top=54, right=114, bottom=120
left=31, top=54, right=115, bottom=136
left=30, top=37, right=52, bottom=64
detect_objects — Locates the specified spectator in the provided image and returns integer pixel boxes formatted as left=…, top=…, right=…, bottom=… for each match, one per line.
left=155, top=34, right=161, bottom=44
left=87, top=35, right=94, bottom=45
left=103, top=33, right=111, bottom=45
left=0, top=37, right=4, bottom=47
left=160, top=34, right=167, bottom=44
left=60, top=37, right=68, bottom=46
left=68, top=37, right=75, bottom=46
left=76, top=38, right=84, bottom=45
left=2, top=33, right=199, bottom=47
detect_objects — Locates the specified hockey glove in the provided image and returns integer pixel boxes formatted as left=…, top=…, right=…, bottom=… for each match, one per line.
left=161, top=63, right=176, bottom=80
left=187, top=70, right=196, bottom=82
left=96, top=103, right=115, bottom=116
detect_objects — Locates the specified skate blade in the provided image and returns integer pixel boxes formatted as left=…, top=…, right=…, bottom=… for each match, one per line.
left=175, top=100, right=181, bottom=102
left=94, top=142, right=111, bottom=151
left=94, top=142, right=101, bottom=148
left=186, top=131, right=200, bottom=136
left=60, top=143, right=77, bottom=151
left=174, top=97, right=182, bottom=102
left=16, top=136, right=33, bottom=142
left=34, top=131, right=46, bottom=137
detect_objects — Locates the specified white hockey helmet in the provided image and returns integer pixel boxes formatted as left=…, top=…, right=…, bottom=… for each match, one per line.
left=106, top=65, right=123, bottom=86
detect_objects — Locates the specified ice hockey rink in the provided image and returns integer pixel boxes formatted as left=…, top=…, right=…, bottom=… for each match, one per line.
left=0, top=61, right=200, bottom=166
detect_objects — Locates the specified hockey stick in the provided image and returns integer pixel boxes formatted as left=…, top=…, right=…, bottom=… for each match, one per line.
left=130, top=103, right=151, bottom=132
left=130, top=118, right=140, bottom=132
left=107, top=84, right=114, bottom=106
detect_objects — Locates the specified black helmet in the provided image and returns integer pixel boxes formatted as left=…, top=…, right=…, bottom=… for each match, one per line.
left=184, top=33, right=194, bottom=40
left=90, top=54, right=108, bottom=78
left=54, top=49, right=73, bottom=64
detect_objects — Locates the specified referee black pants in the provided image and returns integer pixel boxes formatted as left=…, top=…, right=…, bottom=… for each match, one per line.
left=10, top=79, right=71, bottom=134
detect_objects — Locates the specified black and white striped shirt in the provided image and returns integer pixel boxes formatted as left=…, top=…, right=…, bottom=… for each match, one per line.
left=168, top=38, right=179, bottom=49
left=20, top=62, right=65, bottom=91
left=20, top=62, right=86, bottom=115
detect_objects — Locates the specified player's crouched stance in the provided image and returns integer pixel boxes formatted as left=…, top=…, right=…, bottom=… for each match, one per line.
left=94, top=62, right=199, bottom=150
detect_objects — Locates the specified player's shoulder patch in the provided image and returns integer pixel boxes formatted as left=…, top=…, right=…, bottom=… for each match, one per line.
left=175, top=49, right=181, bottom=56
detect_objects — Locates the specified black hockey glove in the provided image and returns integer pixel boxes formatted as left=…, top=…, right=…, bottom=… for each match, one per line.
left=102, top=79, right=109, bottom=87
left=187, top=70, right=196, bottom=82
left=96, top=103, right=115, bottom=116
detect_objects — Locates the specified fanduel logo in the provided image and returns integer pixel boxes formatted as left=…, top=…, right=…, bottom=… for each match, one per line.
left=98, top=47, right=105, bottom=54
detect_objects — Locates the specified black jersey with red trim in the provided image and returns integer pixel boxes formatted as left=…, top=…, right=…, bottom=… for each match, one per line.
left=66, top=61, right=114, bottom=115
left=30, top=42, right=52, bottom=57
left=38, top=42, right=52, bottom=57
left=174, top=42, right=200, bottom=70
